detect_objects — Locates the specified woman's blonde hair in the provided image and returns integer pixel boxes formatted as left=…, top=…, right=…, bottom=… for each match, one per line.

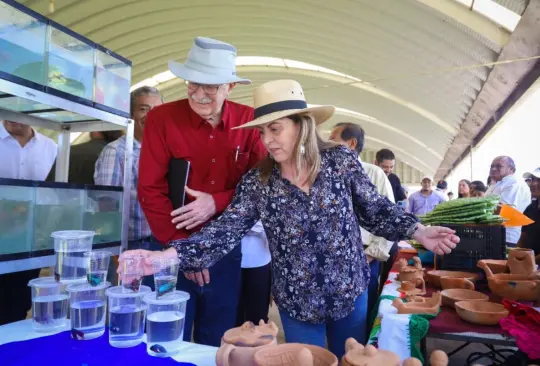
left=259, top=113, right=336, bottom=185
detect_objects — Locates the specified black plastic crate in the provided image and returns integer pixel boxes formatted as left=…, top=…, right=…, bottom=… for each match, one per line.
left=438, top=224, right=506, bottom=271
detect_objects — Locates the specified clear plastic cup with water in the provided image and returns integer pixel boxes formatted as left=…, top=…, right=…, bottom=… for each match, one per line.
left=28, top=277, right=69, bottom=332
left=120, top=254, right=145, bottom=293
left=143, top=290, right=190, bottom=357
left=151, top=257, right=179, bottom=299
left=106, top=285, right=151, bottom=348
left=66, top=281, right=110, bottom=340
left=84, top=251, right=111, bottom=287
left=51, top=230, right=95, bottom=284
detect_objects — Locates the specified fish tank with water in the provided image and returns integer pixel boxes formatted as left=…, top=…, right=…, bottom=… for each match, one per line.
left=0, top=1, right=47, bottom=86
left=0, top=179, right=123, bottom=266
left=94, top=47, right=131, bottom=116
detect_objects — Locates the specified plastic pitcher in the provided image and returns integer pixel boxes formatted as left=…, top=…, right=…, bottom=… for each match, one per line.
left=143, top=290, right=190, bottom=357
left=28, top=277, right=68, bottom=332
left=106, top=285, right=151, bottom=348
left=66, top=281, right=110, bottom=340
left=51, top=230, right=95, bottom=284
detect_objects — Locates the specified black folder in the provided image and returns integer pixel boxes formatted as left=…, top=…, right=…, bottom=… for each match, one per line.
left=167, top=158, right=190, bottom=209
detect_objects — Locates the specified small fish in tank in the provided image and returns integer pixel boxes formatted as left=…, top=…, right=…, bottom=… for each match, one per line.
left=156, top=282, right=175, bottom=299
left=87, top=273, right=102, bottom=287
left=150, top=344, right=167, bottom=354
left=71, top=328, right=85, bottom=340
left=123, top=277, right=142, bottom=293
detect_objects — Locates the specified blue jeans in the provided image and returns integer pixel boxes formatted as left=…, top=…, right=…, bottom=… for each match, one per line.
left=279, top=290, right=368, bottom=360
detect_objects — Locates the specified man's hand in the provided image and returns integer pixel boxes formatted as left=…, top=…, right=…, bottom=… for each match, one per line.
left=184, top=269, right=210, bottom=286
left=171, top=187, right=216, bottom=230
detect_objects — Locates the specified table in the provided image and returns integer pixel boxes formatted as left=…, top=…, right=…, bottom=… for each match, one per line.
left=0, top=319, right=218, bottom=366
left=371, top=250, right=517, bottom=365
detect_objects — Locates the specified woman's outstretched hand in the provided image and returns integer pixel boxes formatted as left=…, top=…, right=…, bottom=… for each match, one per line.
left=413, top=224, right=460, bottom=255
left=117, top=248, right=177, bottom=276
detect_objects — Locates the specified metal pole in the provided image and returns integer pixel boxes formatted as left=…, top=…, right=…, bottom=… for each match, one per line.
left=55, top=128, right=71, bottom=182
left=120, top=119, right=134, bottom=255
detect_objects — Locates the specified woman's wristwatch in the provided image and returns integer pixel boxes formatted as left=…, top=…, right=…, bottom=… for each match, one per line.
left=406, top=222, right=421, bottom=240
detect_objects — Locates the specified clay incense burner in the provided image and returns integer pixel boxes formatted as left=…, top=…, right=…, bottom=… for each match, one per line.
left=426, top=270, right=480, bottom=288
left=392, top=291, right=441, bottom=315
left=253, top=343, right=338, bottom=366
left=397, top=256, right=424, bottom=283
left=441, top=289, right=489, bottom=309
left=440, top=276, right=475, bottom=290
left=454, top=300, right=509, bottom=326
left=507, top=248, right=536, bottom=275
left=478, top=260, right=540, bottom=302
left=216, top=320, right=279, bottom=366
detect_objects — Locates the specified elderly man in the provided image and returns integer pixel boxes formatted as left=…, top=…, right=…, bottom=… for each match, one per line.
left=138, top=37, right=267, bottom=346
left=486, top=156, right=531, bottom=247
left=329, top=122, right=395, bottom=319
left=407, top=176, right=445, bottom=216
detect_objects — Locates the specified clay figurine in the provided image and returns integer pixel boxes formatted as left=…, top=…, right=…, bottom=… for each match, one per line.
left=440, top=276, right=475, bottom=290
left=392, top=292, right=441, bottom=315
left=341, top=338, right=400, bottom=366
left=478, top=260, right=540, bottom=302
left=508, top=248, right=536, bottom=275
left=426, top=270, right=479, bottom=288
left=253, top=343, right=338, bottom=366
left=397, top=280, right=426, bottom=296
left=216, top=320, right=279, bottom=366
left=397, top=256, right=424, bottom=283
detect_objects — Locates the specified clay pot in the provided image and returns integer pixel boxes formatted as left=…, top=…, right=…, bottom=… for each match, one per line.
left=430, top=350, right=449, bottom=366
left=392, top=292, right=441, bottom=315
left=397, top=257, right=424, bottom=283
left=216, top=320, right=279, bottom=366
left=441, top=289, right=489, bottom=309
left=440, top=276, right=475, bottom=290
left=397, top=279, right=426, bottom=296
left=253, top=343, right=338, bottom=366
left=454, top=301, right=508, bottom=326
left=478, top=260, right=540, bottom=301
left=508, top=248, right=536, bottom=275
left=426, top=270, right=480, bottom=288
left=341, top=338, right=399, bottom=366
left=481, top=259, right=508, bottom=274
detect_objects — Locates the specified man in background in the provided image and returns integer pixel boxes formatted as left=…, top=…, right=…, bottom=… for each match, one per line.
left=0, top=120, right=57, bottom=325
left=486, top=156, right=531, bottom=247
left=407, top=176, right=445, bottom=216
left=519, top=168, right=540, bottom=263
left=435, top=180, right=449, bottom=201
left=375, top=148, right=407, bottom=204
left=329, top=122, right=395, bottom=317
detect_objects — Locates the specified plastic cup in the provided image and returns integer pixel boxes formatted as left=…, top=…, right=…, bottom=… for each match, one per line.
left=51, top=230, right=95, bottom=284
left=28, top=277, right=68, bottom=333
left=84, top=251, right=111, bottom=287
left=66, top=281, right=110, bottom=340
left=106, top=285, right=151, bottom=348
left=151, top=257, right=179, bottom=299
left=143, top=290, right=190, bottom=357
left=120, top=254, right=145, bottom=293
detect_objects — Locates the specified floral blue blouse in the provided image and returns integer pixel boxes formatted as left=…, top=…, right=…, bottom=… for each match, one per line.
left=169, top=146, right=418, bottom=323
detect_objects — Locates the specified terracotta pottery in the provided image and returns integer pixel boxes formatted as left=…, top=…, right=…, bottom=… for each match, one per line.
left=454, top=301, right=508, bottom=325
left=392, top=291, right=441, bottom=315
left=253, top=343, right=338, bottom=366
left=341, top=338, right=400, bottom=366
left=508, top=248, right=536, bottom=275
left=430, top=350, right=449, bottom=366
left=481, top=259, right=508, bottom=274
left=441, top=289, right=489, bottom=309
left=397, top=279, right=426, bottom=296
left=440, top=276, right=475, bottom=290
left=478, top=260, right=540, bottom=301
left=426, top=270, right=480, bottom=288
left=216, top=320, right=279, bottom=366
left=397, top=257, right=424, bottom=283
left=402, top=359, right=422, bottom=366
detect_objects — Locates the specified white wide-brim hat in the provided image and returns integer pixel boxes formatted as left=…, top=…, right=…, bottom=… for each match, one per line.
left=168, top=37, right=251, bottom=85
left=234, top=80, right=335, bottom=129
left=523, top=168, right=540, bottom=179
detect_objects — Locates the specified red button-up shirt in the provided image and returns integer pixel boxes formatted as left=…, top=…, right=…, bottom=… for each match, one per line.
left=138, top=99, right=267, bottom=244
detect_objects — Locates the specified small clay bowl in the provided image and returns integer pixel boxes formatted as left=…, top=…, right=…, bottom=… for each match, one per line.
left=426, top=270, right=480, bottom=288
left=454, top=301, right=508, bottom=326
left=441, top=289, right=489, bottom=308
left=481, top=259, right=508, bottom=274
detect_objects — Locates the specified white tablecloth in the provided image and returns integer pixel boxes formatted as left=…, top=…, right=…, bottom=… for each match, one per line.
left=0, top=319, right=218, bottom=366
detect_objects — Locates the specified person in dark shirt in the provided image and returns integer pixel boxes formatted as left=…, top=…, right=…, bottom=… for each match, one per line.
left=519, top=168, right=540, bottom=263
left=375, top=149, right=407, bottom=202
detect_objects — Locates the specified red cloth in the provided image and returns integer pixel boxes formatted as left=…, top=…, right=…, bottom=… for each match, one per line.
left=138, top=99, right=267, bottom=243
left=500, top=300, right=540, bottom=359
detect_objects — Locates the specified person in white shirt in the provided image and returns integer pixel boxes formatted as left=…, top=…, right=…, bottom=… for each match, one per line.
left=486, top=156, right=531, bottom=247
left=0, top=120, right=57, bottom=325
left=329, top=122, right=395, bottom=318
left=237, top=221, right=272, bottom=325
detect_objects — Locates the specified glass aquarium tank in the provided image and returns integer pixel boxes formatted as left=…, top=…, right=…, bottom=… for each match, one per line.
left=47, top=26, right=94, bottom=101
left=84, top=187, right=122, bottom=245
left=95, top=48, right=131, bottom=115
left=0, top=2, right=47, bottom=85
left=0, top=184, right=34, bottom=256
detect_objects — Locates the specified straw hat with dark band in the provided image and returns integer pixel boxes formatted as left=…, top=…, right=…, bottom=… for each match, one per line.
left=234, top=80, right=335, bottom=129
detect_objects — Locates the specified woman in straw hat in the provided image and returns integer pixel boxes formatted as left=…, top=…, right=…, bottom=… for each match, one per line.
left=119, top=80, right=459, bottom=358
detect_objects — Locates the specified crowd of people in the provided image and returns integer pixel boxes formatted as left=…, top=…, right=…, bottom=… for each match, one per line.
left=1, top=36, right=537, bottom=358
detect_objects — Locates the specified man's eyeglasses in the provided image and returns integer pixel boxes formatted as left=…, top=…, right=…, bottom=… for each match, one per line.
left=490, top=164, right=507, bottom=170
left=185, top=81, right=222, bottom=96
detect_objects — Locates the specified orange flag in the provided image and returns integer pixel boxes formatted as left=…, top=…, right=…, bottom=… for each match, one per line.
left=500, top=204, right=534, bottom=227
